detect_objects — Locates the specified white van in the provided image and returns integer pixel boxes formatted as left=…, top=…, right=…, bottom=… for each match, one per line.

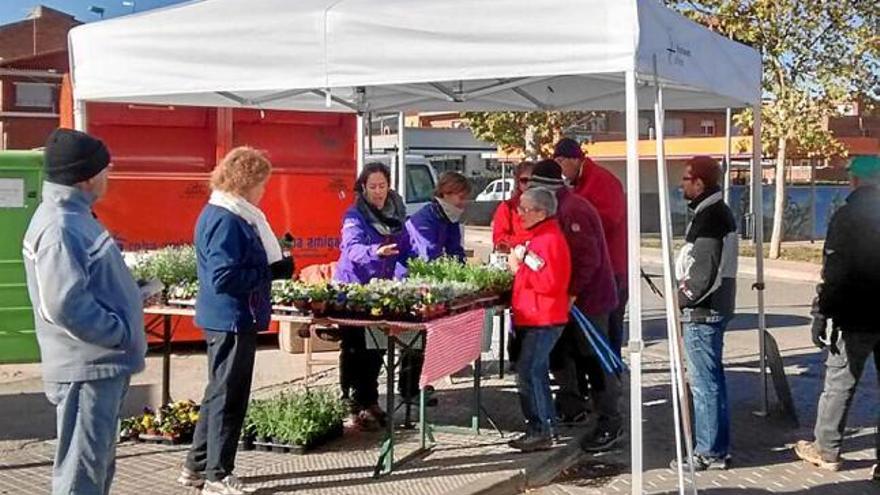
left=475, top=178, right=514, bottom=202
left=365, top=154, right=438, bottom=215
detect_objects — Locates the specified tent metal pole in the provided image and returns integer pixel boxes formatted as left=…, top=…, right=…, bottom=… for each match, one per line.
left=751, top=105, right=768, bottom=416
left=367, top=112, right=374, bottom=154
left=625, top=69, right=644, bottom=495
left=397, top=112, right=407, bottom=202
left=653, top=61, right=698, bottom=495
left=724, top=108, right=732, bottom=204
left=357, top=114, right=365, bottom=175
left=73, top=98, right=87, bottom=131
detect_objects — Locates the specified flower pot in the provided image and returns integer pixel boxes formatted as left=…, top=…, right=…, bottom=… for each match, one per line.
left=271, top=438, right=290, bottom=453
left=292, top=300, right=309, bottom=313
left=310, top=301, right=328, bottom=316
left=238, top=434, right=255, bottom=451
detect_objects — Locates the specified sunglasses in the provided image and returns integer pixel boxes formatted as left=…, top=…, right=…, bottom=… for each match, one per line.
left=518, top=177, right=531, bottom=185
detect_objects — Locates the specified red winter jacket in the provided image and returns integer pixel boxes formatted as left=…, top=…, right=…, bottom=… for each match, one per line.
left=492, top=196, right=532, bottom=250
left=555, top=188, right=618, bottom=315
left=572, top=158, right=628, bottom=279
left=512, top=219, right=572, bottom=328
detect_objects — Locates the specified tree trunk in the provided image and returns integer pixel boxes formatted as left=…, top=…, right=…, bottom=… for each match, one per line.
left=769, top=136, right=787, bottom=259
left=524, top=125, right=538, bottom=159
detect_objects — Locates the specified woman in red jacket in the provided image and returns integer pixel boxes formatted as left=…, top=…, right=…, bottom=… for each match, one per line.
left=492, top=161, right=535, bottom=251
left=507, top=187, right=572, bottom=452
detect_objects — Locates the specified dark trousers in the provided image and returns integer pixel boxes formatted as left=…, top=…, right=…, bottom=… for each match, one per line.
left=609, top=276, right=628, bottom=357
left=339, top=326, right=383, bottom=410
left=551, top=313, right=620, bottom=429
left=186, top=330, right=257, bottom=482
left=398, top=350, right=425, bottom=400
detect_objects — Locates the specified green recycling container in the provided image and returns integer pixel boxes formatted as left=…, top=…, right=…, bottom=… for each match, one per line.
left=0, top=151, right=42, bottom=364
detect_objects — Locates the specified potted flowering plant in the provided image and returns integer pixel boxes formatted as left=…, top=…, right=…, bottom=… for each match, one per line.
left=129, top=245, right=198, bottom=304
left=272, top=280, right=310, bottom=312
left=247, top=388, right=346, bottom=454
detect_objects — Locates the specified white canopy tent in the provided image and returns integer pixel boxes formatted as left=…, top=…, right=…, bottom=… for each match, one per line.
left=69, top=0, right=765, bottom=492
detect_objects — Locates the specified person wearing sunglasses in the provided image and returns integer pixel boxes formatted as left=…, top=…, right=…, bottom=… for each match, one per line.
left=671, top=156, right=738, bottom=472
left=492, top=161, right=536, bottom=252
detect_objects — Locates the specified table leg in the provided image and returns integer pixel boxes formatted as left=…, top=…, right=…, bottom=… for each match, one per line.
left=304, top=324, right=313, bottom=383
left=374, top=337, right=396, bottom=477
left=473, top=356, right=482, bottom=434
left=498, top=310, right=506, bottom=380
left=162, top=315, right=171, bottom=406
left=385, top=338, right=395, bottom=473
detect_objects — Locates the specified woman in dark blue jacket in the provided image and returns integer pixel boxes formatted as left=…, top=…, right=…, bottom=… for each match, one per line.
left=180, top=147, right=294, bottom=494
left=335, top=162, right=410, bottom=430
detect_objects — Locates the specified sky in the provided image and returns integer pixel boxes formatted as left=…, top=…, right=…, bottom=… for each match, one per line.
left=0, top=0, right=190, bottom=25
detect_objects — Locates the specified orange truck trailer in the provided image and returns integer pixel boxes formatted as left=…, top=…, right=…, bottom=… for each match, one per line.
left=60, top=77, right=356, bottom=343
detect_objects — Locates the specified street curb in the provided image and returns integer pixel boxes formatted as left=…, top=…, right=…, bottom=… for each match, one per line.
left=457, top=432, right=590, bottom=495
left=450, top=470, right=526, bottom=495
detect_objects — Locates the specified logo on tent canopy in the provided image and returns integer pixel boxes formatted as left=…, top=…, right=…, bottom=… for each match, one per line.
left=666, top=34, right=692, bottom=68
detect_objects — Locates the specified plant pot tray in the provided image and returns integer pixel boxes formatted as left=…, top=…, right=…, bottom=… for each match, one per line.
left=247, top=423, right=343, bottom=454
left=138, top=433, right=192, bottom=445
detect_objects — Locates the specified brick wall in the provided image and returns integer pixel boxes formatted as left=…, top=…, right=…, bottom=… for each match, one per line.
left=0, top=7, right=79, bottom=62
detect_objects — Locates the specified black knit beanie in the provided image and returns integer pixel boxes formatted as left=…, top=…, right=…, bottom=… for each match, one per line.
left=43, top=128, right=111, bottom=186
left=529, top=159, right=566, bottom=189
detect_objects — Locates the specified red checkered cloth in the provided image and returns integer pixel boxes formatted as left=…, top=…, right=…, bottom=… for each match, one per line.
left=419, top=308, right=486, bottom=388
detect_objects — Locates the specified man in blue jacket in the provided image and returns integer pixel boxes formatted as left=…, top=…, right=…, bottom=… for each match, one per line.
left=23, top=128, right=147, bottom=495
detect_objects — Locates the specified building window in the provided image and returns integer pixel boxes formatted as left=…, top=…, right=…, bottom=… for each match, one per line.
left=584, top=115, right=607, bottom=133
left=700, top=119, right=716, bottom=136
left=638, top=117, right=652, bottom=136
left=14, top=82, right=56, bottom=109
left=666, top=118, right=684, bottom=136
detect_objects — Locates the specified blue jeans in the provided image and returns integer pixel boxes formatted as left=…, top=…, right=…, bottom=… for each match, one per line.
left=44, top=374, right=131, bottom=495
left=516, top=325, right=564, bottom=436
left=682, top=321, right=730, bottom=458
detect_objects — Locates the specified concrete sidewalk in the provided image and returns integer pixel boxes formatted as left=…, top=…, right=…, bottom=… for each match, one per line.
left=0, top=342, right=583, bottom=495
left=640, top=247, right=821, bottom=283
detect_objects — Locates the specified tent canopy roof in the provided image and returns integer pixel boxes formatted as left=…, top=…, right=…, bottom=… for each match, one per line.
left=69, top=0, right=761, bottom=113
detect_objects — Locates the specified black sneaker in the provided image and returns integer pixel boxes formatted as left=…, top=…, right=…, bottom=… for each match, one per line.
left=580, top=426, right=623, bottom=453
left=670, top=454, right=731, bottom=472
left=872, top=464, right=879, bottom=482
left=558, top=411, right=591, bottom=426
left=508, top=433, right=553, bottom=452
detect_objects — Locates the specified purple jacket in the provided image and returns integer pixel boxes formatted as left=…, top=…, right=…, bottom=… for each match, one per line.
left=406, top=201, right=465, bottom=261
left=334, top=205, right=410, bottom=284
left=555, top=188, right=618, bottom=316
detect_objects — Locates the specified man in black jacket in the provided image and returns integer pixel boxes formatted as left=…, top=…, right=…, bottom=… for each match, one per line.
left=795, top=155, right=880, bottom=483
left=672, top=156, right=738, bottom=471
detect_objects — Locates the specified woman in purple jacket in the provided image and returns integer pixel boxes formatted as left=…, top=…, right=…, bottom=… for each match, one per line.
left=406, top=171, right=471, bottom=261
left=399, top=172, right=472, bottom=403
left=335, top=162, right=410, bottom=430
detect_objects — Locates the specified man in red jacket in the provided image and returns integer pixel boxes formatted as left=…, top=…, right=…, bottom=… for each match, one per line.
left=508, top=187, right=571, bottom=452
left=554, top=138, right=629, bottom=358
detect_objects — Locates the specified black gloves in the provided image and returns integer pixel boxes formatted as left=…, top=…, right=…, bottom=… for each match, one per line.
left=811, top=316, right=828, bottom=349
left=270, top=256, right=295, bottom=280
left=811, top=316, right=840, bottom=351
